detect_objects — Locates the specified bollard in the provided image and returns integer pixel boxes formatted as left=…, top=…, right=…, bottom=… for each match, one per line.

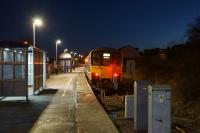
left=125, top=95, right=134, bottom=118
left=134, top=80, right=151, bottom=131
left=148, top=85, right=171, bottom=133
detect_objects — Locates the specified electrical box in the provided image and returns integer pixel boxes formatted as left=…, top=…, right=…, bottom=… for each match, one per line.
left=148, top=85, right=171, bottom=133
left=134, top=80, right=151, bottom=131
left=125, top=95, right=134, bottom=118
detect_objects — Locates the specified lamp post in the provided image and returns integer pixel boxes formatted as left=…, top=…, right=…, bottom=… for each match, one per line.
left=56, top=40, right=61, bottom=70
left=33, top=18, right=43, bottom=47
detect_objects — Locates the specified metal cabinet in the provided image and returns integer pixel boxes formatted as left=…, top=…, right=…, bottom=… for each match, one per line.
left=134, top=80, right=151, bottom=131
left=148, top=85, right=171, bottom=133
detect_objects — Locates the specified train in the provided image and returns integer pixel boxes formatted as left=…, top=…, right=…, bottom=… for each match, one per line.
left=85, top=48, right=122, bottom=86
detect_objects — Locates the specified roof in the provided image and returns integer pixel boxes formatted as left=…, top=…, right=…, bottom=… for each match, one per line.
left=90, top=47, right=119, bottom=53
left=118, top=45, right=140, bottom=58
left=118, top=45, right=139, bottom=51
left=59, top=51, right=72, bottom=59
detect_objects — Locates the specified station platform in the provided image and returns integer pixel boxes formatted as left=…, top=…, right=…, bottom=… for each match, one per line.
left=29, top=67, right=119, bottom=133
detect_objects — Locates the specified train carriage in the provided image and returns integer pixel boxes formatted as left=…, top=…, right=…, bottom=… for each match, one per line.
left=85, top=48, right=122, bottom=85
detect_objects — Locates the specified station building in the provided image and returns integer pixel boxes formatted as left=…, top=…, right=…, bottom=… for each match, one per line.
left=59, top=49, right=73, bottom=73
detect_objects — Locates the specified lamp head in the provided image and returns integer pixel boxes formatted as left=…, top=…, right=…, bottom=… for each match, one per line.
left=56, top=40, right=61, bottom=44
left=33, top=18, right=43, bottom=26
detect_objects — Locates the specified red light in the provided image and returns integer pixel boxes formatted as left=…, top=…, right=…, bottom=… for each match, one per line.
left=114, top=73, right=118, bottom=77
left=95, top=73, right=99, bottom=76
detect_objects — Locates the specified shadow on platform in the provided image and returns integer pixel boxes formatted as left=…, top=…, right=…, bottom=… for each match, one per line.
left=0, top=88, right=57, bottom=133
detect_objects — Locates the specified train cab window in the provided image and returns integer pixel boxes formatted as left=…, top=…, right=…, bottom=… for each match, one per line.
left=103, top=53, right=111, bottom=66
left=91, top=51, right=102, bottom=66
left=112, top=52, right=121, bottom=65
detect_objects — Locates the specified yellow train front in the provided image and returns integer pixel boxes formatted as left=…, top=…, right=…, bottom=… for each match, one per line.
left=85, top=48, right=122, bottom=85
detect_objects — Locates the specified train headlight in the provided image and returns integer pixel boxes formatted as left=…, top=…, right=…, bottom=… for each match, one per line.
left=95, top=73, right=99, bottom=76
left=85, top=58, right=88, bottom=63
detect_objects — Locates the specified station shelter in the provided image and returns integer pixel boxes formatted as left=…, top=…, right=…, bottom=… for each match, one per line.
left=0, top=42, right=46, bottom=101
left=59, top=49, right=73, bottom=73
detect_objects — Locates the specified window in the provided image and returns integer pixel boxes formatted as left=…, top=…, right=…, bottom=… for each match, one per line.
left=3, top=65, right=13, bottom=79
left=15, top=49, right=25, bottom=62
left=4, top=48, right=13, bottom=62
left=91, top=51, right=102, bottom=66
left=15, top=65, right=25, bottom=79
left=103, top=52, right=111, bottom=66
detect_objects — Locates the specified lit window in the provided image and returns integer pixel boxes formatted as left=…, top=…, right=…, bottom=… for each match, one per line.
left=103, top=52, right=110, bottom=65
left=4, top=48, right=13, bottom=62
left=103, top=53, right=110, bottom=58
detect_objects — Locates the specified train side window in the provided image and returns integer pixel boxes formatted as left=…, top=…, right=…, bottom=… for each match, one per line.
left=91, top=51, right=102, bottom=66
left=103, top=53, right=111, bottom=66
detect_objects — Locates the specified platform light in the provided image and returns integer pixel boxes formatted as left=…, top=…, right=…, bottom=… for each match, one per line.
left=56, top=40, right=61, bottom=44
left=33, top=18, right=43, bottom=26
left=33, top=17, right=43, bottom=47
left=5, top=48, right=9, bottom=51
left=56, top=39, right=62, bottom=68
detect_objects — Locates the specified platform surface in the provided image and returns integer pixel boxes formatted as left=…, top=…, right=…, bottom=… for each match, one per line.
left=0, top=67, right=119, bottom=133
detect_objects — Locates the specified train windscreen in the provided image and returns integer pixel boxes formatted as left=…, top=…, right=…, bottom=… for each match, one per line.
left=91, top=50, right=121, bottom=66
left=91, top=51, right=102, bottom=66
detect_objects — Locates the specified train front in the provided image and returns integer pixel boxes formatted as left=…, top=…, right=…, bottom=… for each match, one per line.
left=87, top=48, right=122, bottom=85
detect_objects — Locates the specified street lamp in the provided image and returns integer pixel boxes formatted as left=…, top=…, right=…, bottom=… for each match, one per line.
left=33, top=18, right=43, bottom=47
left=56, top=40, right=61, bottom=65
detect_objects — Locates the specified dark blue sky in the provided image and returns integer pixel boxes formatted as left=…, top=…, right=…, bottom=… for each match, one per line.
left=0, top=0, right=200, bottom=57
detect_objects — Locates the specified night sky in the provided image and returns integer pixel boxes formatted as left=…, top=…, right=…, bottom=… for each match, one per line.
left=0, top=0, right=200, bottom=57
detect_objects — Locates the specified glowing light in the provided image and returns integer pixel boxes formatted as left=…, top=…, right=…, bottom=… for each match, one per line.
left=114, top=73, right=119, bottom=77
left=95, top=73, right=99, bottom=76
left=85, top=58, right=88, bottom=63
left=5, top=48, right=9, bottom=51
left=103, top=56, right=110, bottom=59
left=56, top=40, right=61, bottom=44
left=33, top=18, right=43, bottom=26
left=103, top=53, right=110, bottom=57
left=24, top=41, right=28, bottom=44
